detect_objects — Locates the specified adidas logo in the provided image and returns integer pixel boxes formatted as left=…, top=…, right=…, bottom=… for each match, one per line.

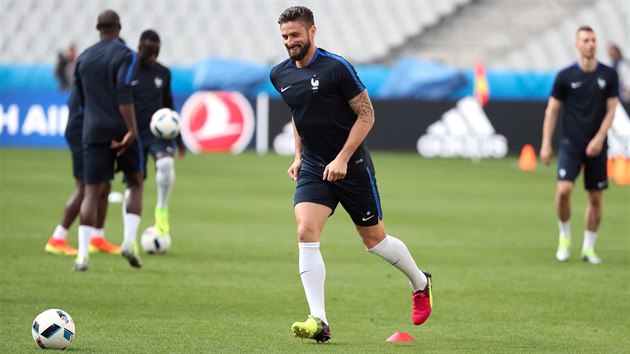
left=417, top=96, right=508, bottom=158
left=273, top=122, right=295, bottom=156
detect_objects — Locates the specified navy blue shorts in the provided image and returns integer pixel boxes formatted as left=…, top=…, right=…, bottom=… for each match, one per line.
left=294, top=157, right=383, bottom=226
left=557, top=139, right=608, bottom=190
left=83, top=140, right=144, bottom=184
left=141, top=134, right=177, bottom=178
left=68, top=141, right=84, bottom=180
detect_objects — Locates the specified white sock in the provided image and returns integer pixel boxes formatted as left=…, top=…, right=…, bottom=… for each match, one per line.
left=123, top=213, right=141, bottom=245
left=583, top=230, right=597, bottom=251
left=93, top=228, right=105, bottom=238
left=156, top=157, right=175, bottom=209
left=122, top=188, right=131, bottom=219
left=52, top=225, right=68, bottom=240
left=77, top=225, right=94, bottom=261
left=557, top=220, right=571, bottom=238
left=298, top=242, right=327, bottom=324
left=368, top=235, right=427, bottom=292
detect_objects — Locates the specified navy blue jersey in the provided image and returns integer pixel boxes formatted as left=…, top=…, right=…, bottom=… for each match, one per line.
left=74, top=39, right=138, bottom=144
left=132, top=62, right=174, bottom=141
left=270, top=48, right=367, bottom=165
left=551, top=62, right=619, bottom=147
left=64, top=83, right=83, bottom=146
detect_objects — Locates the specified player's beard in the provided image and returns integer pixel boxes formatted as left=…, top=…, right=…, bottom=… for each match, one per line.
left=287, top=37, right=311, bottom=61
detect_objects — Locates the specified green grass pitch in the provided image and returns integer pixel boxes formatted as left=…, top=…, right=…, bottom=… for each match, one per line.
left=0, top=148, right=628, bottom=353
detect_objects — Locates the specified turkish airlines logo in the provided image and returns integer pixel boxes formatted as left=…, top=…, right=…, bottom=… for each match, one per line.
left=180, top=91, right=255, bottom=154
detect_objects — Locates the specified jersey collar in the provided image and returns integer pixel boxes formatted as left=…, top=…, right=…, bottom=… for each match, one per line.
left=291, top=47, right=321, bottom=68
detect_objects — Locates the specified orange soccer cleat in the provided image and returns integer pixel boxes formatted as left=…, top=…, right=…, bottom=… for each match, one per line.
left=45, top=237, right=78, bottom=256
left=89, top=237, right=122, bottom=254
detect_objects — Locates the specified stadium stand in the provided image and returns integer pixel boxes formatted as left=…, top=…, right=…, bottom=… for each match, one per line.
left=1, top=0, right=469, bottom=66
left=394, top=0, right=626, bottom=68
left=0, top=0, right=626, bottom=69
left=490, top=0, right=629, bottom=69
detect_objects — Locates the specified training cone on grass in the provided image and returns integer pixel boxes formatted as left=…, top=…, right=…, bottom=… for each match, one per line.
left=612, top=155, right=630, bottom=185
left=386, top=332, right=415, bottom=342
left=518, top=144, right=537, bottom=171
left=607, top=157, right=615, bottom=179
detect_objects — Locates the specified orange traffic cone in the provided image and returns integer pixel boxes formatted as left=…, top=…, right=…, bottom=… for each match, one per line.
left=607, top=157, right=615, bottom=179
left=386, top=332, right=415, bottom=342
left=518, top=144, right=537, bottom=171
left=613, top=155, right=630, bottom=186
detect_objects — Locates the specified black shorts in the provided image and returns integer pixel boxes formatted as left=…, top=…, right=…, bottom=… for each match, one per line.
left=68, top=140, right=84, bottom=180
left=294, top=157, right=383, bottom=226
left=557, top=139, right=608, bottom=190
left=83, top=141, right=144, bottom=184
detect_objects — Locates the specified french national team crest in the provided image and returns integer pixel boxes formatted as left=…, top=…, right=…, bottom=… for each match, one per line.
left=311, top=76, right=319, bottom=92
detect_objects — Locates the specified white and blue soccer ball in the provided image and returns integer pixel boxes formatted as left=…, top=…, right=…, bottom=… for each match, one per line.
left=141, top=226, right=172, bottom=254
left=150, top=108, right=181, bottom=140
left=32, top=309, right=75, bottom=350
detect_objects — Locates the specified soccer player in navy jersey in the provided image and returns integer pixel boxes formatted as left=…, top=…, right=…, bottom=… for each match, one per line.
left=125, top=29, right=185, bottom=241
left=540, top=26, right=619, bottom=264
left=73, top=10, right=144, bottom=271
left=270, top=6, right=432, bottom=342
left=45, top=83, right=121, bottom=256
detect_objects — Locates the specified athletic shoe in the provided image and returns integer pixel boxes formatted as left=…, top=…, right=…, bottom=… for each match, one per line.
left=121, top=242, right=142, bottom=268
left=556, top=235, right=571, bottom=262
left=89, top=237, right=121, bottom=254
left=154, top=207, right=170, bottom=236
left=581, top=249, right=602, bottom=264
left=45, top=237, right=78, bottom=256
left=291, top=315, right=331, bottom=343
left=73, top=257, right=88, bottom=272
left=412, top=271, right=433, bottom=325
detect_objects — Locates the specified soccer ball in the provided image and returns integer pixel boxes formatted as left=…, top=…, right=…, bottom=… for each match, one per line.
left=150, top=108, right=180, bottom=140
left=32, top=309, right=75, bottom=350
left=141, top=226, right=171, bottom=254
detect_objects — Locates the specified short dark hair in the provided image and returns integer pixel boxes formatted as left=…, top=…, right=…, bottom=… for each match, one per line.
left=140, top=29, right=160, bottom=43
left=577, top=25, right=594, bottom=34
left=277, top=6, right=314, bottom=28
left=96, top=9, right=121, bottom=34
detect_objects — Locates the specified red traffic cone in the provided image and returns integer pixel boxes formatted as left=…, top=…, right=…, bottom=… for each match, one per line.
left=386, top=332, right=415, bottom=342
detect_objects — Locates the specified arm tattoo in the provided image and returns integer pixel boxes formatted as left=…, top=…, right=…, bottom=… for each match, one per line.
left=349, top=90, right=375, bottom=125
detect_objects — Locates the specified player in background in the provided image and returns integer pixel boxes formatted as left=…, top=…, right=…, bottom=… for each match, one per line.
left=45, top=83, right=121, bottom=256
left=540, top=26, right=619, bottom=264
left=270, top=6, right=432, bottom=343
left=607, top=43, right=630, bottom=103
left=73, top=9, right=143, bottom=271
left=124, top=29, right=185, bottom=240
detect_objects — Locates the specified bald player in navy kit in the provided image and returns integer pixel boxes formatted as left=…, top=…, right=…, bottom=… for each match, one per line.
left=541, top=25, right=619, bottom=264
left=270, top=6, right=432, bottom=343
left=45, top=82, right=120, bottom=256
left=73, top=10, right=143, bottom=271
